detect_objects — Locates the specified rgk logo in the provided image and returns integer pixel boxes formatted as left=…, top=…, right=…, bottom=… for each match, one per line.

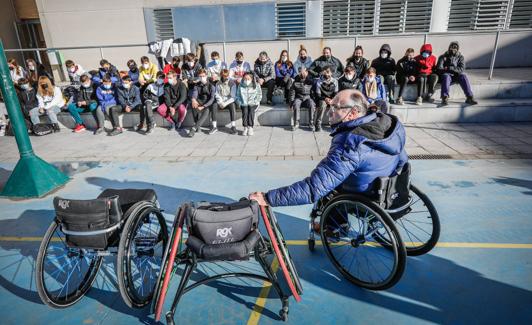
left=216, top=227, right=232, bottom=238
left=58, top=200, right=70, bottom=209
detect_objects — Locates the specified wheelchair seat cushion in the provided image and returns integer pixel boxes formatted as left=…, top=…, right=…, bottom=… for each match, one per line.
left=98, top=188, right=157, bottom=213
left=186, top=200, right=259, bottom=245
left=186, top=230, right=260, bottom=261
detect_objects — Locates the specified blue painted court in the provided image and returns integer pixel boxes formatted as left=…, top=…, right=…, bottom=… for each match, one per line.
left=0, top=159, right=531, bottom=324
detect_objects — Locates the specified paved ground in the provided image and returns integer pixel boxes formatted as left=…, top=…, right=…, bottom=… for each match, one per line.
left=0, top=158, right=531, bottom=325
left=1, top=122, right=532, bottom=163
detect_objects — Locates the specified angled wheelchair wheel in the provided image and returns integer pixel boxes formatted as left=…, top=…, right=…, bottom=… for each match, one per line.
left=260, top=206, right=303, bottom=301
left=153, top=205, right=186, bottom=322
left=390, top=185, right=441, bottom=256
left=320, top=194, right=406, bottom=290
left=36, top=220, right=103, bottom=308
left=117, top=202, right=169, bottom=308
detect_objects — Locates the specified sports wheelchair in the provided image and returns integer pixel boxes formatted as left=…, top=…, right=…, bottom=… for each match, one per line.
left=36, top=188, right=168, bottom=309
left=152, top=199, right=302, bottom=325
left=308, top=162, right=440, bottom=290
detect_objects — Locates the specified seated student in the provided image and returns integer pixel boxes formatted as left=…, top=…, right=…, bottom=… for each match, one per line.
left=188, top=69, right=217, bottom=137
left=396, top=48, right=420, bottom=105
left=66, top=75, right=105, bottom=134
left=309, top=47, right=344, bottom=79
left=361, top=67, right=388, bottom=112
left=338, top=65, right=359, bottom=91
left=139, top=56, right=158, bottom=87
left=371, top=44, right=396, bottom=103
left=8, top=58, right=26, bottom=84
left=16, top=78, right=39, bottom=125
left=415, top=43, right=438, bottom=104
left=345, top=45, right=370, bottom=86
left=181, top=53, right=203, bottom=88
left=236, top=72, right=262, bottom=136
left=314, top=66, right=338, bottom=132
left=141, top=71, right=166, bottom=134
left=117, top=75, right=143, bottom=129
left=96, top=75, right=122, bottom=136
left=127, top=59, right=140, bottom=86
left=214, top=69, right=238, bottom=134
left=229, top=51, right=251, bottom=84
left=94, top=59, right=120, bottom=85
left=30, top=76, right=65, bottom=132
left=64, top=60, right=85, bottom=86
left=254, top=51, right=276, bottom=105
left=163, top=56, right=181, bottom=82
left=293, top=45, right=313, bottom=75
left=27, top=59, right=54, bottom=86
left=274, top=50, right=295, bottom=104
left=206, top=51, right=226, bottom=82
left=158, top=70, right=187, bottom=130
left=437, top=41, right=477, bottom=106
left=289, top=67, right=315, bottom=131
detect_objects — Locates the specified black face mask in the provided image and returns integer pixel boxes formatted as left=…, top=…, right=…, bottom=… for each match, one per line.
left=129, top=65, right=137, bottom=71
left=41, top=84, right=49, bottom=90
left=300, top=56, right=307, bottom=61
left=450, top=49, right=458, bottom=55
left=221, top=77, right=228, bottom=82
left=236, top=60, right=243, bottom=65
left=354, top=55, right=362, bottom=60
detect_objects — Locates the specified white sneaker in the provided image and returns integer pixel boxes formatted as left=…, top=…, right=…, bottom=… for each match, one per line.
left=248, top=127, right=254, bottom=136
left=242, top=127, right=248, bottom=136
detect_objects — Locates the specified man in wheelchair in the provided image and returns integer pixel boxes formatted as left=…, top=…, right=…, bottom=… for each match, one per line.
left=250, top=89, right=408, bottom=211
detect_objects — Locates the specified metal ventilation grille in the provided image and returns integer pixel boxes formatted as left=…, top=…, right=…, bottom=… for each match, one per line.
left=349, top=0, right=376, bottom=35
left=378, top=0, right=405, bottom=34
left=276, top=2, right=307, bottom=38
left=404, top=0, right=433, bottom=32
left=509, top=0, right=532, bottom=28
left=448, top=0, right=511, bottom=31
left=323, top=0, right=350, bottom=36
left=153, top=8, right=174, bottom=41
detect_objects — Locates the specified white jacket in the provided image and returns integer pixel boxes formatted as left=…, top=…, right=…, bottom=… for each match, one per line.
left=228, top=60, right=251, bottom=82
left=206, top=60, right=227, bottom=79
left=37, top=86, right=65, bottom=110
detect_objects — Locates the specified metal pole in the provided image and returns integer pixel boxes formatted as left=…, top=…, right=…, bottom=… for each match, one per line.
left=424, top=33, right=428, bottom=44
left=354, top=36, right=358, bottom=48
left=0, top=40, right=69, bottom=198
left=488, top=30, right=500, bottom=80
left=287, top=39, right=291, bottom=58
left=222, top=42, right=227, bottom=65
left=99, top=47, right=104, bottom=60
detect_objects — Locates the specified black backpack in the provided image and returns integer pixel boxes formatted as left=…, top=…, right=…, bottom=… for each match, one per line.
left=32, top=123, right=54, bottom=136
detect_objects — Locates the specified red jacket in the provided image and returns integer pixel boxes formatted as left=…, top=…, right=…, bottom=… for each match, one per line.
left=415, top=44, right=437, bottom=75
left=163, top=64, right=181, bottom=83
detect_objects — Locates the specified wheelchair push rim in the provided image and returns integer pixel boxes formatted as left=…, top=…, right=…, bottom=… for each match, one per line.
left=260, top=205, right=302, bottom=302
left=320, top=195, right=406, bottom=290
left=36, top=220, right=103, bottom=308
left=117, top=202, right=169, bottom=308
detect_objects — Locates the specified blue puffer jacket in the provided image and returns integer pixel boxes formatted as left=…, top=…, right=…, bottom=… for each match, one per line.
left=266, top=112, right=408, bottom=206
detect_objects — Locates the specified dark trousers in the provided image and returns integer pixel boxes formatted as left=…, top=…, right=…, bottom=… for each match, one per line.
left=262, top=79, right=276, bottom=101
left=276, top=77, right=293, bottom=102
left=105, top=105, right=123, bottom=128
left=397, top=76, right=416, bottom=98
left=417, top=74, right=438, bottom=97
left=440, top=73, right=473, bottom=98
left=219, top=102, right=237, bottom=122
left=379, top=74, right=396, bottom=100
left=191, top=104, right=214, bottom=130
left=241, top=105, right=257, bottom=127
left=292, top=98, right=315, bottom=126
left=141, top=100, right=156, bottom=125
left=315, top=100, right=331, bottom=127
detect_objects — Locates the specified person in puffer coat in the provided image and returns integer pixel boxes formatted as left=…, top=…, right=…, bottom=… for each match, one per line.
left=236, top=72, right=262, bottom=136
left=289, top=67, right=315, bottom=130
left=371, top=44, right=396, bottom=103
left=249, top=89, right=408, bottom=207
left=415, top=43, right=438, bottom=103
left=253, top=51, right=276, bottom=105
left=309, top=47, right=344, bottom=79
left=395, top=48, right=420, bottom=105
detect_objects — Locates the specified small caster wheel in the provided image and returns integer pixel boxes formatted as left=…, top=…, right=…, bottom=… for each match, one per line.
left=308, top=238, right=315, bottom=251
left=166, top=312, right=175, bottom=325
left=279, top=310, right=288, bottom=321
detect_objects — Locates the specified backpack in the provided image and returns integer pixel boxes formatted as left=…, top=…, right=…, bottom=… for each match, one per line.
left=5, top=119, right=32, bottom=136
left=32, top=123, right=54, bottom=136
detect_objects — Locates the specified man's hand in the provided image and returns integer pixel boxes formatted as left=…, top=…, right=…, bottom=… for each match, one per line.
left=249, top=192, right=268, bottom=206
left=258, top=78, right=264, bottom=85
left=409, top=76, right=415, bottom=82
left=125, top=105, right=131, bottom=113
left=169, top=107, right=176, bottom=116
left=39, top=107, right=45, bottom=114
left=191, top=99, right=199, bottom=109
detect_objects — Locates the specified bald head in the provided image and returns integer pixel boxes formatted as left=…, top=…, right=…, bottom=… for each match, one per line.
left=329, top=89, right=369, bottom=125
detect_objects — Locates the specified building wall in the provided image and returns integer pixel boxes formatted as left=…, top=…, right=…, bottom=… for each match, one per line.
left=0, top=0, right=24, bottom=64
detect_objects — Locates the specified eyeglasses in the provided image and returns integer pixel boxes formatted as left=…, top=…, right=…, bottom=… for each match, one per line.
left=329, top=104, right=354, bottom=112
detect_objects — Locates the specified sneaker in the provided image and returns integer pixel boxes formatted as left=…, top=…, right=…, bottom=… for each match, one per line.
left=145, top=123, right=155, bottom=135
left=188, top=128, right=195, bottom=138
left=425, top=93, right=435, bottom=103
left=266, top=100, right=273, bottom=105
left=310, top=124, right=315, bottom=132
left=209, top=127, right=218, bottom=135
left=316, top=125, right=322, bottom=132
left=465, top=96, right=478, bottom=105
left=176, top=121, right=182, bottom=129
left=397, top=97, right=404, bottom=105
left=242, top=127, right=248, bottom=136
left=440, top=96, right=449, bottom=107
left=389, top=97, right=395, bottom=104
left=248, top=127, right=254, bottom=136
left=291, top=122, right=299, bottom=131
left=52, top=123, right=60, bottom=133
left=94, top=128, right=103, bottom=135
left=230, top=126, right=237, bottom=135
left=134, top=123, right=144, bottom=132
left=109, top=128, right=122, bottom=136
left=416, top=97, right=423, bottom=105
left=73, top=124, right=86, bottom=133
left=167, top=123, right=175, bottom=131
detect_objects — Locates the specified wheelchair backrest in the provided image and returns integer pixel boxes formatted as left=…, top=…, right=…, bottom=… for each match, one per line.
left=97, top=188, right=157, bottom=214
left=372, top=162, right=411, bottom=210
left=185, top=200, right=259, bottom=245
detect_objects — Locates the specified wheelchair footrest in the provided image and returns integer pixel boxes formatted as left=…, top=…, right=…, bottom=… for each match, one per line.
left=186, top=230, right=260, bottom=261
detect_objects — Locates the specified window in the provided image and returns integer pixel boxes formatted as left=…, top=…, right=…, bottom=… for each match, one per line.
left=448, top=0, right=512, bottom=31
left=509, top=0, right=532, bottom=29
left=276, top=2, right=306, bottom=38
left=153, top=9, right=174, bottom=41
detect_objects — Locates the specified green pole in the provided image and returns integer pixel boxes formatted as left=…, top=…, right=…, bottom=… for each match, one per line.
left=0, top=39, right=69, bottom=198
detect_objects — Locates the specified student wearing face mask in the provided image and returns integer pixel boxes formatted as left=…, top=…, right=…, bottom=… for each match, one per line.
left=188, top=69, right=217, bottom=137
left=95, top=59, right=120, bottom=85
left=274, top=50, right=296, bottom=104
left=163, top=56, right=182, bottom=82
left=370, top=44, right=396, bottom=103
left=396, top=48, right=420, bottom=105
left=31, top=76, right=65, bottom=132
left=16, top=78, right=38, bottom=125
left=139, top=56, right=159, bottom=87
left=314, top=67, right=339, bottom=132
left=206, top=51, right=227, bottom=82
left=27, top=59, right=54, bottom=86
left=142, top=71, right=166, bottom=134
left=229, top=51, right=251, bottom=84
left=236, top=72, right=262, bottom=136
left=127, top=59, right=140, bottom=86
left=346, top=46, right=370, bottom=85
left=64, top=60, right=85, bottom=86
left=97, top=75, right=122, bottom=136
left=437, top=41, right=477, bottom=106
left=289, top=67, right=315, bottom=131
left=214, top=69, right=238, bottom=134
left=158, top=70, right=188, bottom=131
left=66, top=75, right=105, bottom=134
left=254, top=51, right=276, bottom=105
left=361, top=68, right=387, bottom=113
left=338, top=66, right=359, bottom=91
left=415, top=44, right=438, bottom=104
left=182, top=53, right=203, bottom=88
left=309, top=47, right=344, bottom=79
left=117, top=75, right=143, bottom=130
left=293, top=45, right=313, bottom=75
left=8, top=58, right=27, bottom=83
